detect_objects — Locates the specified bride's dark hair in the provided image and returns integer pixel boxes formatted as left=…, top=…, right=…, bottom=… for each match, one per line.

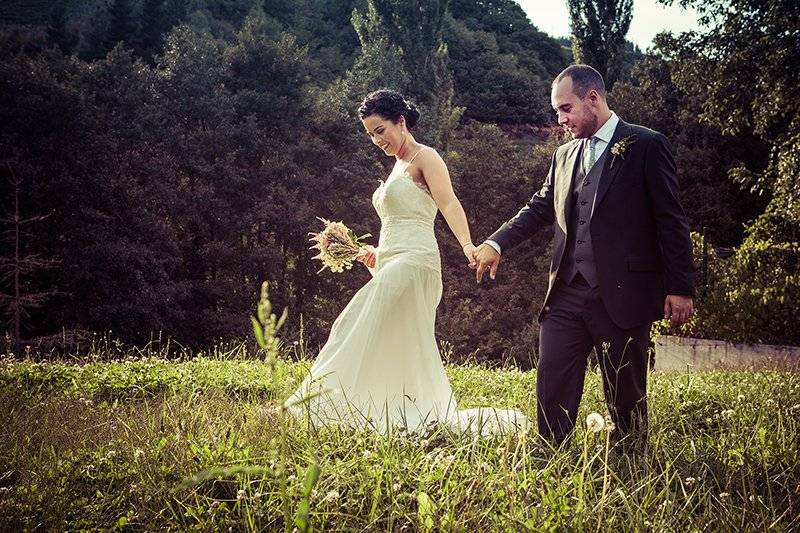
left=358, top=89, right=420, bottom=129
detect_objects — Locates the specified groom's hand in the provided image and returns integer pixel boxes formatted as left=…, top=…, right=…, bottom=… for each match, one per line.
left=664, top=295, right=694, bottom=326
left=473, top=243, right=500, bottom=283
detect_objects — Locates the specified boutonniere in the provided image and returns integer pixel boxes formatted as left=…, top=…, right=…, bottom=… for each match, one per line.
left=610, top=135, right=638, bottom=168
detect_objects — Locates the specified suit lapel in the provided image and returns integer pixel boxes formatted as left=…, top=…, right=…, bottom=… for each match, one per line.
left=555, top=141, right=582, bottom=234
left=593, top=120, right=631, bottom=214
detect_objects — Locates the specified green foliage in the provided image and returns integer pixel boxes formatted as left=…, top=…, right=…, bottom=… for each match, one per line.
left=437, top=125, right=560, bottom=365
left=103, top=0, right=137, bottom=53
left=0, top=0, right=791, bottom=358
left=609, top=53, right=765, bottom=247
left=346, top=0, right=463, bottom=149
left=251, top=281, right=288, bottom=361
left=683, top=214, right=800, bottom=346
left=444, top=15, right=549, bottom=123
left=449, top=0, right=570, bottom=77
left=651, top=0, right=800, bottom=345
left=446, top=0, right=570, bottom=123
left=1, top=357, right=798, bottom=530
left=568, top=0, right=633, bottom=90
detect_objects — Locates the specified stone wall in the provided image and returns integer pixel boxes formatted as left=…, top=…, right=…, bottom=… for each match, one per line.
left=653, top=335, right=800, bottom=371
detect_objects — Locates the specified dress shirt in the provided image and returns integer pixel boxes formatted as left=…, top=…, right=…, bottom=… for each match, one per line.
left=485, top=112, right=620, bottom=255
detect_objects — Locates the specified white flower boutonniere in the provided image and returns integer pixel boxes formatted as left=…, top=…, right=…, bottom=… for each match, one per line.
left=610, top=135, right=638, bottom=168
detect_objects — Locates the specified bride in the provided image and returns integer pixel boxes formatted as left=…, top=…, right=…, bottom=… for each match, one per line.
left=284, top=89, right=529, bottom=435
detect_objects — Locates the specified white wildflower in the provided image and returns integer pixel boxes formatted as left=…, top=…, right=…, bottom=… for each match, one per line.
left=586, top=412, right=605, bottom=433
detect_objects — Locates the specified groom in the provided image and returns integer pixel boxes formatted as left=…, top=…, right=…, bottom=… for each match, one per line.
left=473, top=64, right=695, bottom=450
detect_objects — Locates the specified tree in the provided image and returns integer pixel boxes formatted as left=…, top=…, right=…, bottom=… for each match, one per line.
left=444, top=15, right=549, bottom=123
left=47, top=4, right=78, bottom=54
left=448, top=0, right=570, bottom=78
left=103, top=0, right=138, bottom=53
left=567, top=0, right=632, bottom=91
left=354, top=0, right=463, bottom=149
left=653, top=0, right=800, bottom=345
left=0, top=164, right=60, bottom=356
left=136, top=0, right=167, bottom=62
left=609, top=52, right=765, bottom=247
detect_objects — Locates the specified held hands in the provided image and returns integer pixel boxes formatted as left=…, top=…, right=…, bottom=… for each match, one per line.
left=471, top=243, right=500, bottom=283
left=356, top=245, right=377, bottom=269
left=664, top=294, right=694, bottom=326
left=462, top=243, right=477, bottom=268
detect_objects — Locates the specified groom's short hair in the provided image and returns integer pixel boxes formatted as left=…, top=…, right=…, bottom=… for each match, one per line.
left=554, top=64, right=606, bottom=99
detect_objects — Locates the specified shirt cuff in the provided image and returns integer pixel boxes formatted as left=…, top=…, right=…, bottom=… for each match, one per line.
left=484, top=240, right=501, bottom=255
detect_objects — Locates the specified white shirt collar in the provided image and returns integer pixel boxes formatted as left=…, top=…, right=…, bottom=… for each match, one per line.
left=592, top=111, right=619, bottom=145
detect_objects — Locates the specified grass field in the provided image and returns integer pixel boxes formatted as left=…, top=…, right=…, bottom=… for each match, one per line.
left=1, top=352, right=798, bottom=531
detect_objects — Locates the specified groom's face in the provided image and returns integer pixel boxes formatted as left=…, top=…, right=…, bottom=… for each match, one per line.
left=551, top=77, right=598, bottom=139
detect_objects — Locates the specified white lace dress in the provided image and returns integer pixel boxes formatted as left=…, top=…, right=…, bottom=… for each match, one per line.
left=284, top=153, right=530, bottom=435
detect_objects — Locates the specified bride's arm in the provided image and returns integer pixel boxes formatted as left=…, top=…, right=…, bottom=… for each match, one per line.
left=418, top=149, right=475, bottom=263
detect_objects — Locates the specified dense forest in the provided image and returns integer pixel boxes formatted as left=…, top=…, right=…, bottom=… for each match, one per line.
left=1, top=0, right=797, bottom=363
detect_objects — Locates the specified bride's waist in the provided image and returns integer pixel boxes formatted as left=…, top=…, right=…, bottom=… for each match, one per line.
left=381, top=216, right=435, bottom=230
left=378, top=231, right=437, bottom=250
left=377, top=246, right=440, bottom=271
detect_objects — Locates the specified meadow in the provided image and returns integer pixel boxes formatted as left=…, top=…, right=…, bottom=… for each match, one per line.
left=1, top=346, right=798, bottom=531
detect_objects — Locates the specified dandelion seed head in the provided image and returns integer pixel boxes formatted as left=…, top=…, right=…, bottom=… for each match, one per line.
left=586, top=412, right=605, bottom=433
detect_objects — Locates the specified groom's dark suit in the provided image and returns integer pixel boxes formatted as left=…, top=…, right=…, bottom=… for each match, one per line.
left=489, top=118, right=694, bottom=446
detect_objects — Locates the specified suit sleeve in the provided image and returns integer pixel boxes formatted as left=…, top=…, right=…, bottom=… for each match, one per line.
left=644, top=133, right=696, bottom=296
left=488, top=151, right=557, bottom=252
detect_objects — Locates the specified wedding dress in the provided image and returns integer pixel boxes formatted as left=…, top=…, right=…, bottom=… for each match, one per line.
left=284, top=149, right=530, bottom=435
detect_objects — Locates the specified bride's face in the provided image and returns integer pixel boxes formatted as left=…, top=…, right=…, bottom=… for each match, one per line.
left=362, top=114, right=407, bottom=156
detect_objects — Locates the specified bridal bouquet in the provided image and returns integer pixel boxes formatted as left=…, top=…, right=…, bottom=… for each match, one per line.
left=309, top=217, right=372, bottom=273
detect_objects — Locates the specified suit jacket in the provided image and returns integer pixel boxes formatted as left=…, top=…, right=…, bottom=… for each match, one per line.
left=489, top=119, right=695, bottom=329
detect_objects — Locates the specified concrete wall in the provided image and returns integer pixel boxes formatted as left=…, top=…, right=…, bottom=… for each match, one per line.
left=653, top=335, right=800, bottom=371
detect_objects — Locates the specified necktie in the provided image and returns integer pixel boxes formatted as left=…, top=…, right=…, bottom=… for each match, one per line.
left=586, top=136, right=597, bottom=170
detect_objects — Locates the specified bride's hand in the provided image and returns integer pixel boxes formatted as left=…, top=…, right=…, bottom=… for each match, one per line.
left=356, top=245, right=377, bottom=269
left=461, top=243, right=477, bottom=268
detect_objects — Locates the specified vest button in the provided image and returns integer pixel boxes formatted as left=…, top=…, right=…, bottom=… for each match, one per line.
left=579, top=220, right=586, bottom=225
left=578, top=240, right=584, bottom=244
left=581, top=200, right=587, bottom=205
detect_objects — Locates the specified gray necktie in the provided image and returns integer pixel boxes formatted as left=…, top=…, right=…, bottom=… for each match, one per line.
left=585, top=136, right=597, bottom=170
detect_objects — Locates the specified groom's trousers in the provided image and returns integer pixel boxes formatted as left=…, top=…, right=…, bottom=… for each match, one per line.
left=536, top=274, right=651, bottom=449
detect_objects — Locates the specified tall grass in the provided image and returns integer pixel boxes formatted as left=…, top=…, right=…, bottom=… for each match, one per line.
left=1, top=348, right=798, bottom=531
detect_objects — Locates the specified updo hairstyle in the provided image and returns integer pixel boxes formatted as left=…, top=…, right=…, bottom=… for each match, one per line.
left=357, top=89, right=420, bottom=129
